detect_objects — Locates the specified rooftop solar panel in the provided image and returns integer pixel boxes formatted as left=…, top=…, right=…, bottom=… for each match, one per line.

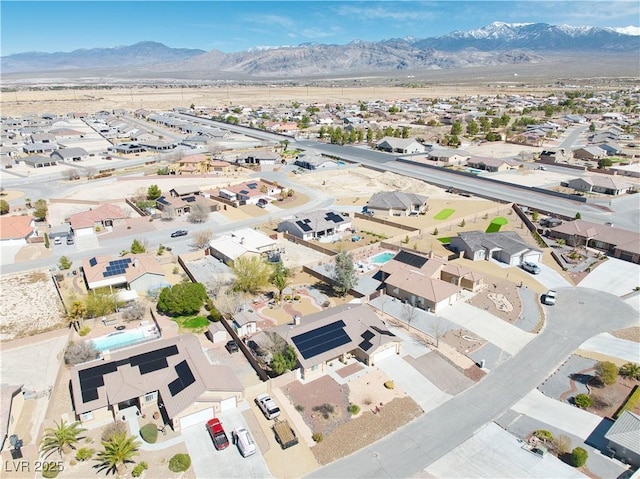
left=157, top=196, right=170, bottom=205
left=394, top=250, right=428, bottom=268
left=296, top=220, right=312, bottom=232
left=291, top=320, right=351, bottom=360
left=371, top=325, right=396, bottom=337
left=183, top=196, right=196, bottom=202
left=358, top=339, right=373, bottom=351
left=168, top=360, right=196, bottom=396
left=361, top=330, right=375, bottom=341
left=89, top=257, right=97, bottom=267
left=247, top=182, right=258, bottom=189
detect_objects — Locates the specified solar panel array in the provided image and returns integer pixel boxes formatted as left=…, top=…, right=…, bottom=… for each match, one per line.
left=157, top=196, right=170, bottom=206
left=247, top=182, right=258, bottom=189
left=291, top=320, right=351, bottom=360
left=168, top=360, right=196, bottom=396
left=358, top=329, right=375, bottom=351
left=324, top=212, right=345, bottom=224
left=394, top=250, right=428, bottom=268
left=103, top=257, right=133, bottom=278
left=183, top=196, right=196, bottom=203
left=295, top=220, right=312, bottom=232
left=77, top=345, right=180, bottom=405
left=89, top=257, right=97, bottom=267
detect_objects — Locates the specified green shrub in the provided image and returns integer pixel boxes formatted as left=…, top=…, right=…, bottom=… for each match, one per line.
left=41, top=462, right=60, bottom=478
left=44, top=232, right=50, bottom=249
left=78, top=326, right=91, bottom=337
left=574, top=394, right=592, bottom=409
left=614, top=386, right=640, bottom=419
left=75, top=447, right=94, bottom=461
left=312, top=432, right=323, bottom=443
left=295, top=404, right=305, bottom=412
left=595, top=361, right=619, bottom=386
left=384, top=380, right=394, bottom=389
left=571, top=447, right=588, bottom=467
left=168, top=453, right=191, bottom=472
left=348, top=404, right=360, bottom=415
left=140, top=423, right=158, bottom=444
left=132, top=461, right=149, bottom=477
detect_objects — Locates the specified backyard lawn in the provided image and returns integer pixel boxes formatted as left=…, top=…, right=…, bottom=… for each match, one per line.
left=434, top=208, right=456, bottom=220
left=172, top=315, right=210, bottom=332
left=485, top=216, right=508, bottom=233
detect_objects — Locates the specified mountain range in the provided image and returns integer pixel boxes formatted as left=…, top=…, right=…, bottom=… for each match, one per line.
left=2, top=22, right=638, bottom=78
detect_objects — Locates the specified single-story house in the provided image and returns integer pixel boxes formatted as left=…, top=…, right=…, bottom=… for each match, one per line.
left=450, top=231, right=543, bottom=266
left=572, top=146, right=607, bottom=161
left=232, top=306, right=259, bottom=338
left=610, top=163, right=640, bottom=178
left=539, top=148, right=572, bottom=163
left=138, top=140, right=177, bottom=151
left=294, top=152, right=336, bottom=170
left=279, top=304, right=401, bottom=380
left=366, top=191, right=428, bottom=216
left=69, top=204, right=126, bottom=236
left=378, top=251, right=483, bottom=313
left=208, top=228, right=277, bottom=265
left=81, top=253, right=167, bottom=293
left=22, top=155, right=57, bottom=168
left=604, top=411, right=640, bottom=467
left=547, top=220, right=640, bottom=264
left=50, top=147, right=89, bottom=163
left=29, top=133, right=56, bottom=144
left=110, top=143, right=145, bottom=154
left=0, top=216, right=35, bottom=245
left=218, top=180, right=280, bottom=205
left=376, top=137, right=425, bottom=154
left=467, top=156, right=517, bottom=172
left=565, top=176, right=634, bottom=196
left=427, top=149, right=469, bottom=165
left=278, top=210, right=351, bottom=241
left=70, top=335, right=243, bottom=431
left=238, top=151, right=281, bottom=166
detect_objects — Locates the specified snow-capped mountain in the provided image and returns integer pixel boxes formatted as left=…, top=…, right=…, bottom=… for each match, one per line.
left=1, top=22, right=638, bottom=77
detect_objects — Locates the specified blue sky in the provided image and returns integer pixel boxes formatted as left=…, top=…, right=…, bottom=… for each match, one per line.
left=1, top=1, right=638, bottom=55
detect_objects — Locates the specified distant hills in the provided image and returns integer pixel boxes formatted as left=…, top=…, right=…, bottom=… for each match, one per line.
left=2, top=22, right=638, bottom=78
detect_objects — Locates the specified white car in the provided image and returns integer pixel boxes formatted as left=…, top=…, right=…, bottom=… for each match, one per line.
left=255, top=393, right=280, bottom=420
left=53, top=237, right=62, bottom=245
left=521, top=261, right=541, bottom=275
left=543, top=290, right=557, bottom=305
left=232, top=426, right=256, bottom=457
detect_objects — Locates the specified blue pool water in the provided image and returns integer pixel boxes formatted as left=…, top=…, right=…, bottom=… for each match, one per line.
left=369, top=251, right=396, bottom=265
left=336, top=161, right=345, bottom=165
left=92, top=329, right=147, bottom=352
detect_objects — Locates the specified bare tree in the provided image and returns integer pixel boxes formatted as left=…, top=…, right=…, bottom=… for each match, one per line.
left=121, top=301, right=146, bottom=322
left=85, top=166, right=97, bottom=178
left=401, top=302, right=418, bottom=330
left=65, top=168, right=80, bottom=180
left=206, top=141, right=223, bottom=157
left=64, top=341, right=99, bottom=365
left=192, top=229, right=213, bottom=249
left=215, top=289, right=245, bottom=319
left=378, top=294, right=390, bottom=318
left=205, top=277, right=228, bottom=299
left=188, top=203, right=209, bottom=224
left=430, top=316, right=448, bottom=348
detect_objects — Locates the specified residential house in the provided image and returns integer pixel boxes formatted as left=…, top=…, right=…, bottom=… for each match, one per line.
left=379, top=251, right=481, bottom=313
left=29, top=133, right=56, bottom=144
left=208, top=228, right=276, bottom=265
left=427, top=149, right=470, bottom=165
left=21, top=155, right=57, bottom=168
left=467, top=157, right=517, bottom=172
left=610, top=163, right=640, bottom=178
left=540, top=148, right=572, bottom=163
left=450, top=231, right=542, bottom=266
left=366, top=191, right=428, bottom=216
left=278, top=210, right=351, bottom=241
left=171, top=154, right=211, bottom=175
left=278, top=304, right=401, bottom=380
left=81, top=253, right=168, bottom=292
left=138, top=139, right=177, bottom=152
left=596, top=142, right=624, bottom=157
left=294, top=152, right=336, bottom=170
left=22, top=143, right=57, bottom=154
left=547, top=220, right=640, bottom=264
left=50, top=147, right=89, bottom=163
left=69, top=204, right=126, bottom=236
left=573, top=146, right=607, bottom=161
left=0, top=216, right=35, bottom=245
left=604, top=411, right=640, bottom=467
left=565, top=176, right=634, bottom=196
left=70, top=335, right=243, bottom=431
left=376, top=137, right=425, bottom=154
left=155, top=194, right=219, bottom=218
left=238, top=150, right=281, bottom=166
left=110, top=143, right=145, bottom=154
left=218, top=180, right=280, bottom=206
left=231, top=306, right=259, bottom=338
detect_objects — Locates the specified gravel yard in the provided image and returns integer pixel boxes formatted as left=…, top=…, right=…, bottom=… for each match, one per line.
left=0, top=270, right=66, bottom=340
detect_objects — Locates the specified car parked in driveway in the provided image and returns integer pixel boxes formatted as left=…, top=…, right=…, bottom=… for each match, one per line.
left=170, top=229, right=188, bottom=238
left=225, top=340, right=239, bottom=353
left=232, top=426, right=256, bottom=457
left=255, top=393, right=280, bottom=420
left=206, top=418, right=229, bottom=450
left=542, top=290, right=557, bottom=305
left=521, top=261, right=541, bottom=275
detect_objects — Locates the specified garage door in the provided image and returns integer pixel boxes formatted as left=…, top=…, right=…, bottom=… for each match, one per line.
left=179, top=407, right=214, bottom=430
left=372, top=346, right=397, bottom=364
left=220, top=396, right=236, bottom=412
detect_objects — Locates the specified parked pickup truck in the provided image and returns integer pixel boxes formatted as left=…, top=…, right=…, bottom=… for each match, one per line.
left=256, top=393, right=280, bottom=420
left=206, top=418, right=230, bottom=450
left=272, top=418, right=298, bottom=449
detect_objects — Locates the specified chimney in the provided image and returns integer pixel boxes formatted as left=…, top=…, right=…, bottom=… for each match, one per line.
left=240, top=237, right=245, bottom=245
left=293, top=315, right=301, bottom=325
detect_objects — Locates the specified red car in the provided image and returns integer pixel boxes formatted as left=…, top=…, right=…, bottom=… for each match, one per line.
left=206, top=418, right=229, bottom=450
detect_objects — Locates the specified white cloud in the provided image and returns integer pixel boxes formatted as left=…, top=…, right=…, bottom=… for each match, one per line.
left=243, top=13, right=295, bottom=28
left=334, top=3, right=437, bottom=22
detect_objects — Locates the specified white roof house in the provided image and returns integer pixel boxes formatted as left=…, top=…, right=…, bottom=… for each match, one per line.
left=208, top=228, right=276, bottom=264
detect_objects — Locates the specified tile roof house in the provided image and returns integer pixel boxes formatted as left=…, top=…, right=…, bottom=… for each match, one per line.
left=539, top=148, right=572, bottom=163
left=238, top=150, right=281, bottom=165
left=278, top=210, right=351, bottom=241
left=366, top=191, right=428, bottom=216
left=547, top=220, right=640, bottom=264
left=565, top=176, right=635, bottom=196
left=81, top=253, right=167, bottom=292
left=0, top=216, right=35, bottom=244
left=604, top=411, right=640, bottom=467
left=218, top=180, right=281, bottom=205
left=69, top=204, right=126, bottom=235
left=427, top=149, right=470, bottom=165
left=208, top=228, right=277, bottom=265
left=278, top=304, right=401, bottom=380
left=379, top=251, right=482, bottom=313
left=450, top=231, right=542, bottom=266
left=572, top=146, right=607, bottom=161
left=70, top=335, right=243, bottom=431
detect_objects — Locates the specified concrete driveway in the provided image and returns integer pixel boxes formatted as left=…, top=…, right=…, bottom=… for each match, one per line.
left=534, top=263, right=573, bottom=290
left=578, top=257, right=640, bottom=296
left=578, top=333, right=640, bottom=364
left=439, top=302, right=535, bottom=356
left=182, top=406, right=272, bottom=479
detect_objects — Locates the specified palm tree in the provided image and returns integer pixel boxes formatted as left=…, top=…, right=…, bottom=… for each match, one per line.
left=94, top=432, right=141, bottom=475
left=620, top=362, right=640, bottom=380
left=40, top=419, right=86, bottom=458
left=271, top=274, right=289, bottom=302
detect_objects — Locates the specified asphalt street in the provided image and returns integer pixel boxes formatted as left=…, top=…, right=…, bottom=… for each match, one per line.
left=307, top=288, right=638, bottom=478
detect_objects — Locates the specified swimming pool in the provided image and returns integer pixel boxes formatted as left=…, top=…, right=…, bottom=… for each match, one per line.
left=369, top=251, right=396, bottom=265
left=92, top=328, right=156, bottom=352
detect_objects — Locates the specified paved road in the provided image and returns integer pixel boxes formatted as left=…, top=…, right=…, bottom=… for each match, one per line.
left=307, top=287, right=638, bottom=478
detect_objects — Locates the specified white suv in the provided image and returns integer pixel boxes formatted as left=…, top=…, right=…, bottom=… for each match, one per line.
left=543, top=290, right=557, bottom=305
left=255, top=393, right=280, bottom=420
